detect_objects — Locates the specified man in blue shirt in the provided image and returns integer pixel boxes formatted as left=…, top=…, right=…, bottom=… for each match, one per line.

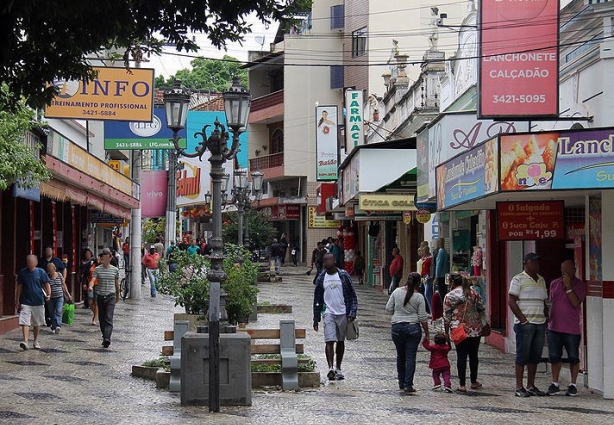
left=17, top=255, right=51, bottom=350
left=434, top=238, right=450, bottom=301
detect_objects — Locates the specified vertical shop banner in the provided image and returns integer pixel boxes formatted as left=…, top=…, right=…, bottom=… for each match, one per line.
left=45, top=67, right=155, bottom=122
left=416, top=130, right=429, bottom=202
left=345, top=90, right=364, bottom=148
left=479, top=0, right=559, bottom=118
left=316, top=106, right=339, bottom=181
left=436, top=138, right=498, bottom=210
left=499, top=132, right=559, bottom=191
left=141, top=171, right=168, bottom=218
left=104, top=108, right=186, bottom=150
left=552, top=129, right=614, bottom=189
left=588, top=195, right=602, bottom=281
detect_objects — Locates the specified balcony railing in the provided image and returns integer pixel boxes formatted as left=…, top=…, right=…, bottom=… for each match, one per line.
left=250, top=90, right=284, bottom=113
left=250, top=152, right=284, bottom=170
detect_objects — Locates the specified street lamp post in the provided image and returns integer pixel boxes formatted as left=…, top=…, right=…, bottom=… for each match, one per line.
left=226, top=169, right=264, bottom=248
left=164, top=77, right=251, bottom=413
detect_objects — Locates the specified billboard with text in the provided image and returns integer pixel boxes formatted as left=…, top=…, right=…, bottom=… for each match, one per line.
left=316, top=106, right=338, bottom=181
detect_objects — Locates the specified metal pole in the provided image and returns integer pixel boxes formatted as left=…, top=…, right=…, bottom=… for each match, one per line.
left=237, top=204, right=244, bottom=246
left=165, top=148, right=177, bottom=247
left=130, top=150, right=142, bottom=299
left=244, top=207, right=250, bottom=250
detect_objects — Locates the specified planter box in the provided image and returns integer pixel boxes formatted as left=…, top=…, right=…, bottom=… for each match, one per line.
left=173, top=313, right=207, bottom=332
left=257, top=304, right=292, bottom=314
left=156, top=370, right=171, bottom=389
left=251, top=371, right=320, bottom=389
left=131, top=365, right=160, bottom=381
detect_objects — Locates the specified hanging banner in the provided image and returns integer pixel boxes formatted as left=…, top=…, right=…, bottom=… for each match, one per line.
left=479, top=0, right=559, bottom=118
left=45, top=67, right=155, bottom=122
left=141, top=171, right=168, bottom=218
left=345, top=90, right=364, bottom=148
left=104, top=107, right=186, bottom=150
left=316, top=106, right=339, bottom=181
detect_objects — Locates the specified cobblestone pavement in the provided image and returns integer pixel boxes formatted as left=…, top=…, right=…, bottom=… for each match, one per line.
left=1, top=269, right=613, bottom=424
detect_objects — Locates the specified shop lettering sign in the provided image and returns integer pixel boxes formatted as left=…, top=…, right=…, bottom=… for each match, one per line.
left=358, top=194, right=415, bottom=211
left=497, top=201, right=564, bottom=241
left=176, top=168, right=200, bottom=198
left=345, top=90, right=364, bottom=148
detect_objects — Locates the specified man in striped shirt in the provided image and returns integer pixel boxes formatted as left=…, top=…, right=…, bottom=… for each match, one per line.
left=508, top=252, right=548, bottom=398
left=89, top=248, right=120, bottom=348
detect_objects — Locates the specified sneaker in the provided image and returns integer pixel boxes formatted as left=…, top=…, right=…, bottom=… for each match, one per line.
left=404, top=387, right=417, bottom=395
left=432, top=385, right=442, bottom=391
left=334, top=370, right=345, bottom=380
left=327, top=368, right=336, bottom=381
left=19, top=341, right=28, bottom=351
left=566, top=385, right=578, bottom=397
left=546, top=383, right=561, bottom=395
left=515, top=387, right=531, bottom=397
left=444, top=386, right=453, bottom=393
left=33, top=341, right=41, bottom=350
left=55, top=327, right=61, bottom=334
left=103, top=339, right=110, bottom=348
left=527, top=386, right=546, bottom=397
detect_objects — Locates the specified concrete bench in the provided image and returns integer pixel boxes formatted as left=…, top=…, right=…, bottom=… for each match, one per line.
left=240, top=321, right=305, bottom=390
left=163, top=321, right=189, bottom=392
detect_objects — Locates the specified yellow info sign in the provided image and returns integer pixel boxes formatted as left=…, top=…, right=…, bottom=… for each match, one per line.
left=45, top=67, right=155, bottom=122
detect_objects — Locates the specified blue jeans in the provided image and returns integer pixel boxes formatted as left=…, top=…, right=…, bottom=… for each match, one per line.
left=391, top=322, right=422, bottom=390
left=147, top=269, right=157, bottom=296
left=424, top=279, right=433, bottom=312
left=514, top=322, right=546, bottom=365
left=48, top=297, right=64, bottom=330
left=274, top=256, right=282, bottom=273
left=547, top=330, right=581, bottom=365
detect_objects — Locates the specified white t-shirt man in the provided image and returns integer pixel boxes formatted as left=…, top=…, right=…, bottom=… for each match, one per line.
left=324, top=271, right=346, bottom=315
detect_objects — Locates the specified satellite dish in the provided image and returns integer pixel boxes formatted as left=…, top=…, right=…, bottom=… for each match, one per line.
left=255, top=36, right=266, bottom=51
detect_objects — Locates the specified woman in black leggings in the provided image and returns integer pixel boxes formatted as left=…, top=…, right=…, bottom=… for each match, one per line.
left=444, top=274, right=486, bottom=392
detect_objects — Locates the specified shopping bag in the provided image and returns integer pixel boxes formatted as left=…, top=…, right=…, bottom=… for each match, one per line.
left=62, top=302, right=75, bottom=325
left=346, top=320, right=359, bottom=341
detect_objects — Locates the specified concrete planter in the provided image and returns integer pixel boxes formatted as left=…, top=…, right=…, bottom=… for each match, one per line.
left=156, top=370, right=171, bottom=389
left=257, top=304, right=292, bottom=314
left=131, top=365, right=160, bottom=381
left=173, top=313, right=206, bottom=332
left=251, top=371, right=320, bottom=389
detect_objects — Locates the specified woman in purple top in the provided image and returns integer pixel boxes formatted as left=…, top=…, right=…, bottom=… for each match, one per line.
left=546, top=260, right=586, bottom=397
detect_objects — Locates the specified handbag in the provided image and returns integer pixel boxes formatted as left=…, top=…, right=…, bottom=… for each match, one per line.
left=450, top=302, right=468, bottom=345
left=347, top=320, right=359, bottom=341
left=480, top=322, right=492, bottom=337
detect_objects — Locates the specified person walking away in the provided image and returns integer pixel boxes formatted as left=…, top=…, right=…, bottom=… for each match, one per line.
left=166, top=241, right=179, bottom=273
left=46, top=263, right=72, bottom=334
left=508, top=253, right=548, bottom=397
left=280, top=233, right=289, bottom=265
left=17, top=255, right=51, bottom=350
left=142, top=247, right=159, bottom=298
left=270, top=238, right=283, bottom=275
left=80, top=249, right=96, bottom=310
left=353, top=251, right=366, bottom=285
left=388, top=247, right=404, bottom=295
left=86, top=253, right=100, bottom=325
left=421, top=246, right=433, bottom=312
left=313, top=253, right=358, bottom=381
left=386, top=272, right=430, bottom=394
left=310, top=242, right=325, bottom=277
left=434, top=238, right=449, bottom=301
left=423, top=333, right=452, bottom=392
left=38, top=245, right=66, bottom=327
left=546, top=260, right=587, bottom=396
left=122, top=237, right=130, bottom=269
left=154, top=237, right=165, bottom=258
left=444, top=274, right=485, bottom=392
left=89, top=248, right=120, bottom=348
left=291, top=241, right=299, bottom=266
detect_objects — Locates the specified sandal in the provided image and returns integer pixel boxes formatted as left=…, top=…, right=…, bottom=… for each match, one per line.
left=457, top=386, right=467, bottom=393
left=471, top=382, right=483, bottom=390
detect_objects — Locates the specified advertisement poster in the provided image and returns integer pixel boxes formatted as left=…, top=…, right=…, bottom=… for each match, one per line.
left=45, top=67, right=155, bottom=122
left=104, top=108, right=186, bottom=150
left=497, top=201, right=564, bottom=241
left=588, top=195, right=602, bottom=281
left=479, top=0, right=559, bottom=118
left=436, top=138, right=498, bottom=209
left=499, top=132, right=559, bottom=191
left=141, top=171, right=168, bottom=218
left=552, top=129, right=614, bottom=189
left=316, top=106, right=339, bottom=181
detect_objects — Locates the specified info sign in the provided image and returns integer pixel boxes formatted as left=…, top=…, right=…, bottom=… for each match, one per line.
left=479, top=0, right=559, bottom=118
left=497, top=201, right=564, bottom=241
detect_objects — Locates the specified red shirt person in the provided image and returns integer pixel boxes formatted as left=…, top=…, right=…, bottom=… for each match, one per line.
left=388, top=248, right=404, bottom=294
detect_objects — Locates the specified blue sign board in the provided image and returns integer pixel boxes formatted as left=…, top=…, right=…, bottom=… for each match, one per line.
left=13, top=181, right=40, bottom=202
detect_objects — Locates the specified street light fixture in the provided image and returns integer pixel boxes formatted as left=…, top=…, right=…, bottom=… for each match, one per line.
left=163, top=76, right=251, bottom=413
left=225, top=168, right=264, bottom=248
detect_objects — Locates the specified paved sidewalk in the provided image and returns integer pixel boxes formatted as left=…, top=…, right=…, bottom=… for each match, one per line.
left=0, top=271, right=613, bottom=424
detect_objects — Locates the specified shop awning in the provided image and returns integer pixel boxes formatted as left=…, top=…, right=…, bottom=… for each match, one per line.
left=40, top=181, right=68, bottom=202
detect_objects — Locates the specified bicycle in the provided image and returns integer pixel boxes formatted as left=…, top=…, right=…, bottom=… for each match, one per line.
left=120, top=266, right=131, bottom=300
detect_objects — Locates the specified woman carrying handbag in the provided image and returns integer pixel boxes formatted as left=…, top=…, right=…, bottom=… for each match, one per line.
left=444, top=274, right=486, bottom=393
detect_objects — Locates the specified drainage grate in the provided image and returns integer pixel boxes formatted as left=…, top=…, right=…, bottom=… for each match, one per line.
left=40, top=348, right=69, bottom=354
left=44, top=375, right=87, bottom=383
left=547, top=407, right=614, bottom=415
left=5, top=360, right=49, bottom=367
left=389, top=407, right=441, bottom=416
left=0, top=348, right=14, bottom=354
left=458, top=391, right=500, bottom=397
left=467, top=406, right=533, bottom=414
left=54, top=338, right=87, bottom=343
left=0, top=374, right=23, bottom=381
left=69, top=361, right=106, bottom=366
left=0, top=411, right=34, bottom=419
left=84, top=348, right=114, bottom=353
left=15, top=392, right=59, bottom=401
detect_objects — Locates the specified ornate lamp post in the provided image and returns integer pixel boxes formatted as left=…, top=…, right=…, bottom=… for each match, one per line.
left=164, top=76, right=251, bottom=413
left=224, top=168, right=264, bottom=248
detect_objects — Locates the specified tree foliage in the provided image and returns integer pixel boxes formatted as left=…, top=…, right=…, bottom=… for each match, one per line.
left=222, top=211, right=277, bottom=250
left=155, top=56, right=248, bottom=91
left=0, top=86, right=50, bottom=190
left=0, top=0, right=310, bottom=108
left=142, top=218, right=165, bottom=244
